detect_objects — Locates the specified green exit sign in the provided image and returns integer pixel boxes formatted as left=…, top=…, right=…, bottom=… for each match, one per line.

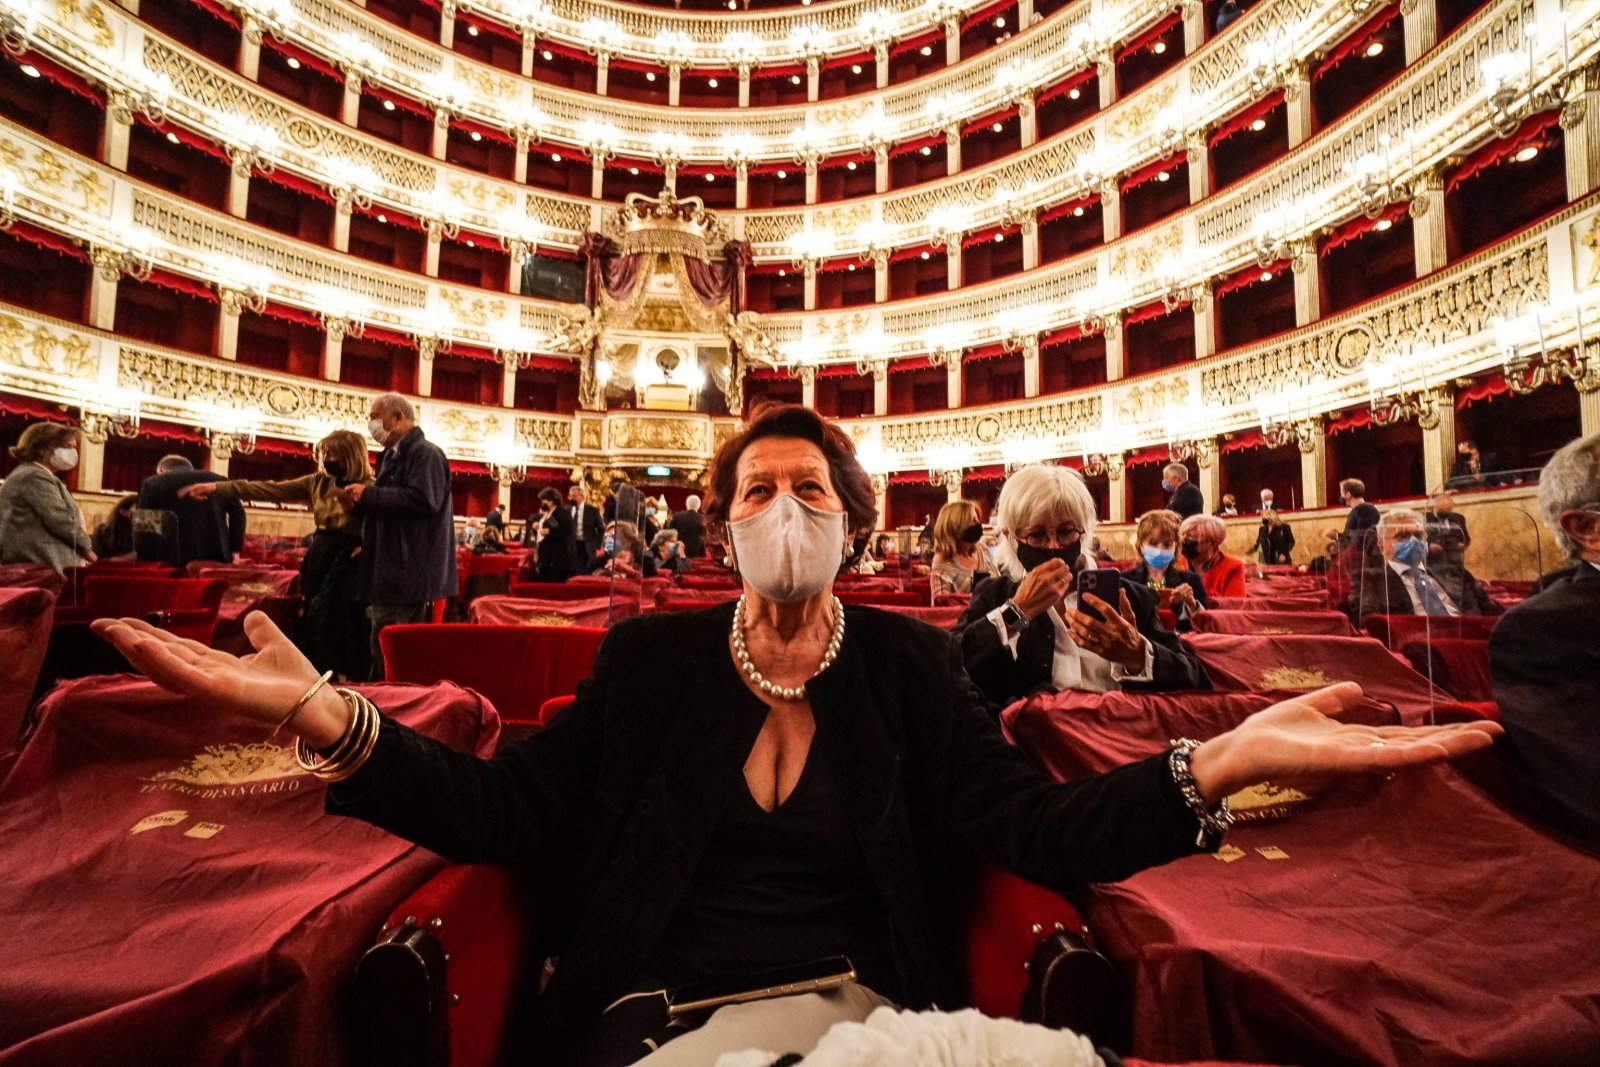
left=644, top=465, right=672, bottom=477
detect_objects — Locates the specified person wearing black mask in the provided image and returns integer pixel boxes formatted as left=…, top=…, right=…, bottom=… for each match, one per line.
left=181, top=430, right=375, bottom=679
left=954, top=465, right=1206, bottom=711
left=929, top=499, right=995, bottom=598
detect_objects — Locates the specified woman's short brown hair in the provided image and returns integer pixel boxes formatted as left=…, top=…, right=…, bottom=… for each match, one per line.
left=703, top=402, right=878, bottom=539
left=7, top=421, right=77, bottom=463
left=932, top=499, right=980, bottom=559
left=1135, top=508, right=1182, bottom=547
left=316, top=429, right=373, bottom=483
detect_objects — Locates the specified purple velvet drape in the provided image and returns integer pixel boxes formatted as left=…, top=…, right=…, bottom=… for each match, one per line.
left=579, top=233, right=645, bottom=307
left=681, top=240, right=753, bottom=314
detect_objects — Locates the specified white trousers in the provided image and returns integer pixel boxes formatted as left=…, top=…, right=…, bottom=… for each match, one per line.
left=633, top=984, right=893, bottom=1066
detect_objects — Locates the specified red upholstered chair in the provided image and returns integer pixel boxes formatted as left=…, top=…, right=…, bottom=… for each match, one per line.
left=1400, top=638, right=1495, bottom=703
left=1190, top=610, right=1357, bottom=636
left=1, top=675, right=497, bottom=1065
left=835, top=590, right=923, bottom=607
left=1003, top=687, right=1600, bottom=1066
left=1180, top=632, right=1453, bottom=725
left=679, top=574, right=739, bottom=590
left=508, top=582, right=611, bottom=601
left=0, top=562, right=67, bottom=598
left=537, top=694, right=574, bottom=725
left=61, top=562, right=181, bottom=606
left=467, top=595, right=640, bottom=629
left=656, top=590, right=740, bottom=612
left=0, top=587, right=55, bottom=748
left=1363, top=613, right=1500, bottom=650
left=355, top=859, right=1115, bottom=1067
left=932, top=591, right=973, bottom=608
left=53, top=576, right=229, bottom=644
left=877, top=605, right=965, bottom=629
left=379, top=624, right=606, bottom=725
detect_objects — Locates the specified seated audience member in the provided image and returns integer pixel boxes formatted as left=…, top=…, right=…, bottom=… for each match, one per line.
left=473, top=526, right=508, bottom=554
left=1304, top=528, right=1341, bottom=574
left=1214, top=493, right=1239, bottom=517
left=1126, top=509, right=1207, bottom=628
left=955, top=465, right=1207, bottom=710
left=1258, top=488, right=1275, bottom=513
left=872, top=533, right=894, bottom=560
left=591, top=521, right=654, bottom=579
left=182, top=430, right=375, bottom=680
left=91, top=494, right=139, bottom=561
left=1490, top=433, right=1600, bottom=840
left=1256, top=509, right=1296, bottom=564
left=1088, top=536, right=1116, bottom=564
left=1346, top=508, right=1501, bottom=626
left=1178, top=513, right=1248, bottom=599
left=0, top=421, right=95, bottom=572
left=94, top=400, right=1497, bottom=1066
left=457, top=517, right=482, bottom=548
left=929, top=500, right=996, bottom=597
left=137, top=454, right=247, bottom=567
left=650, top=529, right=688, bottom=575
left=1449, top=439, right=1497, bottom=488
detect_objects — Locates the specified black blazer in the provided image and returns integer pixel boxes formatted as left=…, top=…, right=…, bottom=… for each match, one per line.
left=569, top=502, right=604, bottom=562
left=1124, top=562, right=1210, bottom=627
left=1490, top=563, right=1600, bottom=840
left=135, top=469, right=247, bottom=566
left=326, top=604, right=1207, bottom=1062
left=534, top=506, right=577, bottom=581
left=953, top=572, right=1208, bottom=711
left=667, top=509, right=706, bottom=558
left=1167, top=481, right=1205, bottom=519
left=352, top=427, right=457, bottom=605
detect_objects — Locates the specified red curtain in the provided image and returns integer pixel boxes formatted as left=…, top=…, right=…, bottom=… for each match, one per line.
left=1124, top=299, right=1179, bottom=326
left=1121, top=153, right=1185, bottom=193
left=360, top=325, right=415, bottom=349
left=1215, top=260, right=1289, bottom=297
left=1320, top=201, right=1409, bottom=254
left=257, top=167, right=334, bottom=205
left=1447, top=110, right=1562, bottom=191
left=1220, top=428, right=1270, bottom=454
left=145, top=270, right=219, bottom=302
left=14, top=50, right=101, bottom=102
left=1326, top=407, right=1376, bottom=436
left=580, top=233, right=644, bottom=307
left=1455, top=374, right=1510, bottom=409
left=961, top=105, right=1020, bottom=137
left=6, top=220, right=88, bottom=261
left=262, top=39, right=340, bottom=81
left=1117, top=13, right=1180, bottom=58
left=1036, top=65, right=1097, bottom=105
left=889, top=356, right=938, bottom=374
left=1039, top=194, right=1100, bottom=224
left=1210, top=91, right=1284, bottom=146
left=0, top=392, right=74, bottom=421
left=256, top=302, right=323, bottom=329
left=1312, top=4, right=1401, bottom=80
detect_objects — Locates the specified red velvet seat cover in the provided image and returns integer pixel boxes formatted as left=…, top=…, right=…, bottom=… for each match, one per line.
left=0, top=562, right=67, bottom=598
left=0, top=676, right=497, bottom=1066
left=1181, top=632, right=1453, bottom=724
left=379, top=623, right=606, bottom=724
left=1190, top=610, right=1357, bottom=636
left=1363, top=613, right=1499, bottom=650
left=468, top=595, right=641, bottom=629
left=1401, top=637, right=1495, bottom=703
left=1003, top=688, right=1600, bottom=1065
left=0, top=587, right=54, bottom=748
left=877, top=605, right=965, bottom=628
left=509, top=581, right=616, bottom=601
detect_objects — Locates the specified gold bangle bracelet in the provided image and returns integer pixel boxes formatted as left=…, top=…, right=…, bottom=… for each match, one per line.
left=295, top=689, right=381, bottom=780
left=269, top=669, right=335, bottom=741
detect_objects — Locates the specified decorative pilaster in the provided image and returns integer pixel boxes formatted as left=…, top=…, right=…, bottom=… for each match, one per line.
left=101, top=96, right=132, bottom=170
left=1197, top=438, right=1220, bottom=511
left=431, top=107, right=450, bottom=160
left=1106, top=463, right=1127, bottom=523
left=1285, top=69, right=1312, bottom=148
left=1402, top=0, right=1437, bottom=64
left=944, top=126, right=961, bottom=175
left=1292, top=253, right=1321, bottom=326
left=340, top=71, right=361, bottom=127
left=799, top=365, right=817, bottom=409
left=1021, top=335, right=1041, bottom=398
left=77, top=433, right=106, bottom=492
left=1420, top=388, right=1458, bottom=494
left=1411, top=173, right=1447, bottom=277
left=1298, top=418, right=1328, bottom=510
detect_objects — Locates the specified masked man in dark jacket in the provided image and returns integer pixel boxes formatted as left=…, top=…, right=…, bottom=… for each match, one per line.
left=337, top=393, right=457, bottom=677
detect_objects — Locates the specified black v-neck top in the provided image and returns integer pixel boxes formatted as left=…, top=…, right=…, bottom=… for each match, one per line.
left=639, top=741, right=896, bottom=998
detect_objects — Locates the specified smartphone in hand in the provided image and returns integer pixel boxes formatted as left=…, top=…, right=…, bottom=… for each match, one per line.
left=1074, top=567, right=1122, bottom=622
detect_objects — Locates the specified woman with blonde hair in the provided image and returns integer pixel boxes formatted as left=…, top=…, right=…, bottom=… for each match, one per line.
left=0, top=421, right=94, bottom=572
left=929, top=499, right=995, bottom=598
left=181, top=430, right=373, bottom=678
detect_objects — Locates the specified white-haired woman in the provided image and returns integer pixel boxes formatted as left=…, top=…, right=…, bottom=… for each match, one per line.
left=953, top=465, right=1206, bottom=711
left=1178, top=513, right=1247, bottom=600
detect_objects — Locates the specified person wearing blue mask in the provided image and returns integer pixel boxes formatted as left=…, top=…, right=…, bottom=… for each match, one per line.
left=1162, top=463, right=1205, bottom=519
left=1346, top=508, right=1500, bottom=626
left=1126, top=509, right=1209, bottom=630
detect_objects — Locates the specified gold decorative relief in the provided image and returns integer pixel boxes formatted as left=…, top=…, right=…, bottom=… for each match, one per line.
left=578, top=418, right=604, bottom=451
left=609, top=415, right=707, bottom=453
left=815, top=313, right=874, bottom=348
left=1579, top=212, right=1600, bottom=287
left=57, top=0, right=115, bottom=49
left=0, top=316, right=97, bottom=378
left=1117, top=377, right=1190, bottom=425
left=0, top=134, right=109, bottom=216
left=434, top=409, right=501, bottom=444
left=455, top=66, right=515, bottom=102
left=440, top=291, right=507, bottom=328
left=1109, top=225, right=1183, bottom=280
left=1259, top=667, right=1336, bottom=691
left=516, top=414, right=571, bottom=453
left=1106, top=85, right=1176, bottom=144
left=118, top=348, right=368, bottom=426
left=447, top=178, right=517, bottom=217
left=813, top=204, right=872, bottom=237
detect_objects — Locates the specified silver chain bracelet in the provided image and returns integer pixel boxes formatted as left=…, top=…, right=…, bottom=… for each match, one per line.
left=1168, top=739, right=1235, bottom=848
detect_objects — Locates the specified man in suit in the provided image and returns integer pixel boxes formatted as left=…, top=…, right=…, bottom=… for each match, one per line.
left=567, top=484, right=603, bottom=566
left=136, top=455, right=246, bottom=566
left=336, top=393, right=456, bottom=677
left=667, top=493, right=707, bottom=559
left=1489, top=433, right=1600, bottom=841
left=1424, top=491, right=1470, bottom=568
left=1162, top=462, right=1205, bottom=519
left=1338, top=477, right=1381, bottom=550
left=1345, top=507, right=1501, bottom=627
left=953, top=464, right=1206, bottom=712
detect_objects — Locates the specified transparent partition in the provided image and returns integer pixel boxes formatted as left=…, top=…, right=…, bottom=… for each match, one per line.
left=130, top=509, right=179, bottom=567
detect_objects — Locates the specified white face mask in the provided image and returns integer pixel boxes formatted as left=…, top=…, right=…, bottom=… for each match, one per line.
left=49, top=447, right=79, bottom=471
left=368, top=417, right=389, bottom=446
left=727, top=492, right=847, bottom=604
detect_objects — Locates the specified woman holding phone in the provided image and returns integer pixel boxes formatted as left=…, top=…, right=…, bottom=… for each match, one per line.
left=953, top=465, right=1207, bottom=711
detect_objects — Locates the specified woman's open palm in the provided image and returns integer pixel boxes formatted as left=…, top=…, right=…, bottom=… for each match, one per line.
left=92, top=612, right=323, bottom=729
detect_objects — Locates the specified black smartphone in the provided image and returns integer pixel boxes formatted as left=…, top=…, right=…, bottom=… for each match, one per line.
left=1075, top=568, right=1122, bottom=622
left=667, top=956, right=857, bottom=1017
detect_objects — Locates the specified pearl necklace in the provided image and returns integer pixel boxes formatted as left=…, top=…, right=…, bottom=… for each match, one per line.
left=731, top=594, right=845, bottom=703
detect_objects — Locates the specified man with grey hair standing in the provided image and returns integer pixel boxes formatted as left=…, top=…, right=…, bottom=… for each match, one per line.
left=1162, top=462, right=1205, bottom=519
left=668, top=492, right=707, bottom=560
left=136, top=453, right=246, bottom=566
left=336, top=392, right=456, bottom=677
left=1489, top=432, right=1600, bottom=840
